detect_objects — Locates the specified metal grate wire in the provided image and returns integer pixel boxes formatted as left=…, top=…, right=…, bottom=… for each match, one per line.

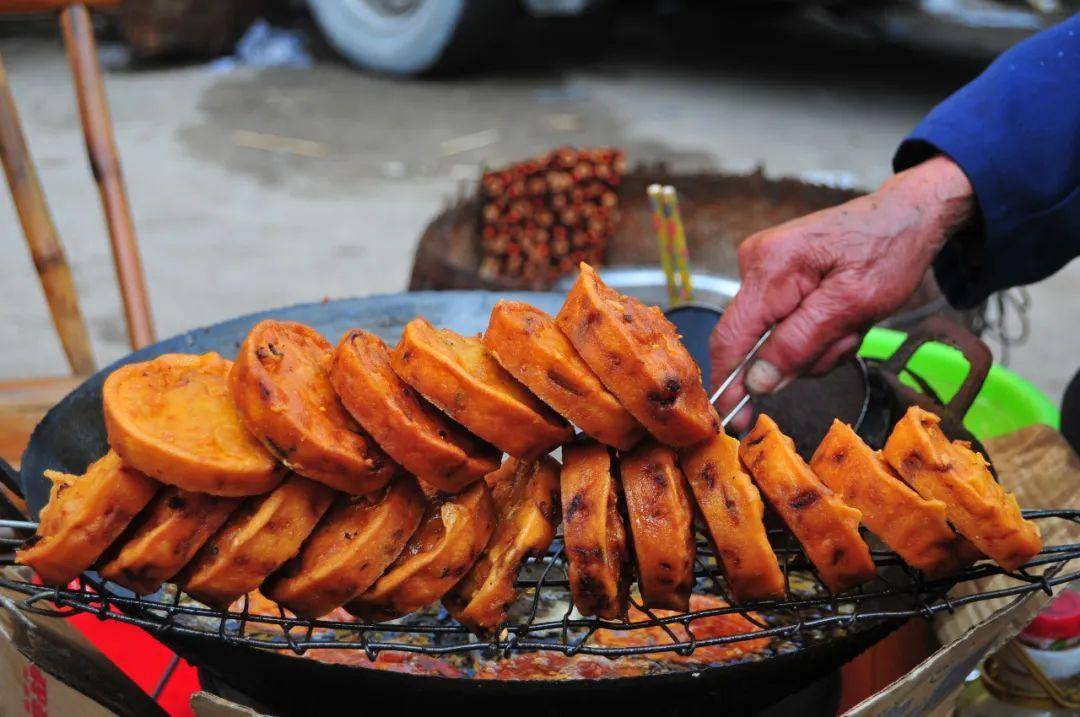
left=0, top=509, right=1076, bottom=661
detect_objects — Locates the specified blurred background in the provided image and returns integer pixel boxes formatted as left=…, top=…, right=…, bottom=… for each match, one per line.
left=2, top=0, right=1077, bottom=403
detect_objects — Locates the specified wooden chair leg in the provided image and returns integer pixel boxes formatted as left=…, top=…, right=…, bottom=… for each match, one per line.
left=0, top=53, right=95, bottom=376
left=61, top=4, right=155, bottom=350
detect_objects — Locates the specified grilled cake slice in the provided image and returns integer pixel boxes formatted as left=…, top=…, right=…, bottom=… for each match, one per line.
left=560, top=438, right=632, bottom=619
left=391, top=318, right=572, bottom=460
left=740, top=414, right=876, bottom=593
left=347, top=480, right=495, bottom=622
left=99, top=487, right=240, bottom=594
left=883, top=406, right=1041, bottom=571
left=331, top=328, right=500, bottom=493
left=230, top=320, right=396, bottom=495
left=811, top=420, right=970, bottom=577
left=619, top=439, right=696, bottom=611
left=17, top=451, right=159, bottom=586
left=445, top=456, right=561, bottom=634
left=177, top=474, right=335, bottom=608
left=556, top=263, right=718, bottom=447
left=264, top=476, right=426, bottom=618
left=679, top=432, right=785, bottom=601
left=483, top=301, right=645, bottom=451
left=104, top=353, right=281, bottom=496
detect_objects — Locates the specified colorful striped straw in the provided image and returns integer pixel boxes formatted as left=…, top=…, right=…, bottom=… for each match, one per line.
left=661, top=185, right=693, bottom=303
left=647, top=183, right=679, bottom=306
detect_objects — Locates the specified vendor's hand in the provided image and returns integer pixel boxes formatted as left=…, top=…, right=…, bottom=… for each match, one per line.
left=710, top=156, right=975, bottom=431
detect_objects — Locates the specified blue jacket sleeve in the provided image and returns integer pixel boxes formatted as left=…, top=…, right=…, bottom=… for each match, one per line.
left=894, top=15, right=1080, bottom=309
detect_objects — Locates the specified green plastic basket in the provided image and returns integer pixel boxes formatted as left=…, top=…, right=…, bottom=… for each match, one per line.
left=858, top=327, right=1059, bottom=442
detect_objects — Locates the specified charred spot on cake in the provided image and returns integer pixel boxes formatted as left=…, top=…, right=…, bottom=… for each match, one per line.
left=720, top=483, right=739, bottom=517
left=789, top=489, right=820, bottom=510
left=257, top=380, right=274, bottom=402
left=744, top=432, right=767, bottom=448
left=573, top=545, right=603, bottom=564
left=699, top=463, right=718, bottom=491
left=645, top=462, right=668, bottom=489
left=565, top=492, right=588, bottom=522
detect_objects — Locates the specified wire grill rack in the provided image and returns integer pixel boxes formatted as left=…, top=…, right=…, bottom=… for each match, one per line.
left=0, top=509, right=1076, bottom=662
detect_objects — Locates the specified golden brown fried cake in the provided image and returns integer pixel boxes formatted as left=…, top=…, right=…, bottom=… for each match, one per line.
left=330, top=329, right=500, bottom=493
left=560, top=438, right=632, bottom=619
left=619, top=440, right=696, bottom=611
left=556, top=263, right=718, bottom=447
left=99, top=487, right=240, bottom=595
left=264, top=477, right=426, bottom=618
left=445, top=457, right=561, bottom=634
left=812, top=420, right=970, bottom=577
left=883, top=407, right=1042, bottom=571
left=740, top=415, right=876, bottom=593
left=391, top=318, right=572, bottom=460
left=347, top=480, right=495, bottom=621
left=230, top=320, right=396, bottom=495
left=17, top=451, right=159, bottom=586
left=177, top=474, right=335, bottom=608
left=103, top=353, right=281, bottom=496
left=483, top=301, right=645, bottom=451
left=678, top=432, right=785, bottom=601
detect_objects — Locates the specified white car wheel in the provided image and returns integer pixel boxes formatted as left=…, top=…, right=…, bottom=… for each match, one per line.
left=307, top=0, right=500, bottom=75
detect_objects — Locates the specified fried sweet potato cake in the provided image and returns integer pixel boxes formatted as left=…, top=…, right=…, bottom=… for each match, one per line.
left=391, top=318, right=572, bottom=460
left=883, top=407, right=1042, bottom=571
left=177, top=474, right=335, bottom=608
left=263, top=477, right=426, bottom=618
left=556, top=263, right=718, bottom=447
left=812, top=420, right=970, bottom=577
left=560, top=438, right=632, bottom=619
left=99, top=487, right=240, bottom=595
left=619, top=440, right=696, bottom=611
left=740, top=415, right=876, bottom=593
left=679, top=432, right=785, bottom=601
left=347, top=480, right=495, bottom=621
left=445, top=456, right=562, bottom=634
left=231, top=320, right=396, bottom=495
left=483, top=301, right=645, bottom=451
left=330, top=329, right=500, bottom=493
left=104, top=353, right=281, bottom=496
left=17, top=451, right=159, bottom=586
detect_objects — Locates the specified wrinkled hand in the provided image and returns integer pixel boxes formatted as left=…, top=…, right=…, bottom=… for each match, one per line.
left=710, top=156, right=975, bottom=430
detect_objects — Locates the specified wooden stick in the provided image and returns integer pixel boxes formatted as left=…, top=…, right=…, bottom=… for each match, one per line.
left=61, top=4, right=155, bottom=350
left=0, top=53, right=95, bottom=375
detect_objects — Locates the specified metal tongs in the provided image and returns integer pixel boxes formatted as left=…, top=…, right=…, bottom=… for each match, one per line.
left=711, top=328, right=772, bottom=429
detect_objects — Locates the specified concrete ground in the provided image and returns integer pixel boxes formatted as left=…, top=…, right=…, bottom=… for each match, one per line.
left=1, top=13, right=1076, bottom=406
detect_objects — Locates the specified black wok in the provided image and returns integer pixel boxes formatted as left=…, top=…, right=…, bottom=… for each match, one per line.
left=10, top=291, right=990, bottom=715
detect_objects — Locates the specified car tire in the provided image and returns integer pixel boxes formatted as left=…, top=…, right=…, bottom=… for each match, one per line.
left=306, top=0, right=516, bottom=76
